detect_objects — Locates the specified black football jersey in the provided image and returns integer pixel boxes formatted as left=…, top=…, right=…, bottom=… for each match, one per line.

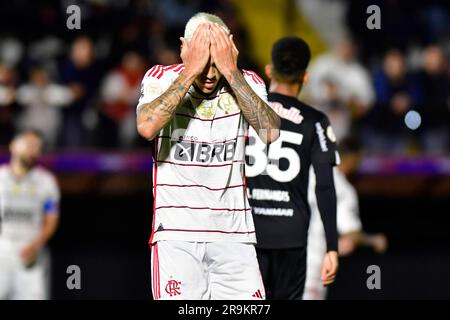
left=245, top=92, right=339, bottom=249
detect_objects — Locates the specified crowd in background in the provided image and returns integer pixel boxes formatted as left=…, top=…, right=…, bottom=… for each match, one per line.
left=0, top=0, right=448, bottom=154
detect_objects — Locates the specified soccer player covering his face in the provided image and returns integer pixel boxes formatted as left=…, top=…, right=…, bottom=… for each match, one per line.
left=0, top=130, right=60, bottom=300
left=136, top=13, right=280, bottom=300
left=246, top=37, right=339, bottom=299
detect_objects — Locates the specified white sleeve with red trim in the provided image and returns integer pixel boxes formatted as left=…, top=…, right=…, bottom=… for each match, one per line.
left=241, top=69, right=269, bottom=105
left=136, top=64, right=185, bottom=113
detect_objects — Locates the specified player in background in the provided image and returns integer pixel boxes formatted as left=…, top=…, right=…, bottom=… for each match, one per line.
left=136, top=13, right=280, bottom=300
left=246, top=37, right=339, bottom=299
left=0, top=129, right=60, bottom=300
left=304, top=137, right=388, bottom=300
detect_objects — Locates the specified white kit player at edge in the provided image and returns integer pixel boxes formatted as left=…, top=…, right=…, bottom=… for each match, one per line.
left=304, top=138, right=387, bottom=300
left=304, top=166, right=362, bottom=300
left=0, top=130, right=60, bottom=300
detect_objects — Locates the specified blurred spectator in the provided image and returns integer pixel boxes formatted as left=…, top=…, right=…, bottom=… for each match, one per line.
left=0, top=65, right=15, bottom=105
left=345, top=0, right=424, bottom=65
left=154, top=47, right=180, bottom=67
left=15, top=67, right=74, bottom=148
left=305, top=38, right=375, bottom=142
left=363, top=49, right=423, bottom=154
left=110, top=18, right=151, bottom=67
left=98, top=51, right=146, bottom=148
left=145, top=18, right=170, bottom=63
left=417, top=45, right=450, bottom=154
left=0, top=64, right=17, bottom=146
left=0, top=38, right=24, bottom=68
left=424, top=4, right=450, bottom=44
left=60, top=36, right=100, bottom=148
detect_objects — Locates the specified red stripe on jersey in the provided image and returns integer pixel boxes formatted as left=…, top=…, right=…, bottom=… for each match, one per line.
left=158, top=135, right=244, bottom=145
left=155, top=205, right=251, bottom=212
left=156, top=66, right=165, bottom=79
left=153, top=65, right=163, bottom=77
left=163, top=64, right=181, bottom=71
left=148, top=65, right=161, bottom=78
left=243, top=69, right=264, bottom=84
left=173, top=64, right=184, bottom=73
left=247, top=72, right=259, bottom=84
left=151, top=246, right=154, bottom=297
left=147, top=64, right=188, bottom=78
left=155, top=243, right=161, bottom=299
left=149, top=136, right=159, bottom=245
left=175, top=111, right=241, bottom=121
left=157, top=183, right=245, bottom=191
left=155, top=228, right=256, bottom=234
left=242, top=126, right=250, bottom=217
left=148, top=64, right=184, bottom=79
left=152, top=245, right=157, bottom=299
left=146, top=65, right=158, bottom=77
left=246, top=71, right=259, bottom=84
left=156, top=160, right=244, bottom=167
left=188, top=90, right=234, bottom=100
left=252, top=71, right=264, bottom=84
left=246, top=70, right=264, bottom=83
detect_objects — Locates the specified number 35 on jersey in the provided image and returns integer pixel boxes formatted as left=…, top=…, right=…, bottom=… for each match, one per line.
left=245, top=127, right=303, bottom=183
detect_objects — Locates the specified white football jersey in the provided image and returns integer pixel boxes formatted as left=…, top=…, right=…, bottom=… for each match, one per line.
left=0, top=165, right=60, bottom=249
left=137, top=64, right=269, bottom=244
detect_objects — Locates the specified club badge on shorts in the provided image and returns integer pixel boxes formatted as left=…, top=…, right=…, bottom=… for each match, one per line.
left=165, top=279, right=182, bottom=297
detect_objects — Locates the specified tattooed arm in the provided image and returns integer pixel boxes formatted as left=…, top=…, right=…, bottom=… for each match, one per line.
left=210, top=23, right=280, bottom=143
left=228, top=70, right=280, bottom=143
left=137, top=72, right=196, bottom=140
left=137, top=24, right=211, bottom=140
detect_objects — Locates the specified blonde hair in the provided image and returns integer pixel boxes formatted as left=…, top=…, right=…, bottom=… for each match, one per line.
left=184, top=12, right=230, bottom=41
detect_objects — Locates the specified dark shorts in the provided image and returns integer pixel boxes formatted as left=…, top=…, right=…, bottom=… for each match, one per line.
left=256, top=246, right=306, bottom=300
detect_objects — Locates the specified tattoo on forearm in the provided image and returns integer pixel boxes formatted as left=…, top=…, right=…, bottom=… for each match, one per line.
left=137, top=72, right=194, bottom=132
left=228, top=70, right=280, bottom=140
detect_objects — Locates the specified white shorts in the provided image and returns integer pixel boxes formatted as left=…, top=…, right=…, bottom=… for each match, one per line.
left=0, top=242, right=50, bottom=300
left=303, top=282, right=328, bottom=300
left=151, top=241, right=266, bottom=300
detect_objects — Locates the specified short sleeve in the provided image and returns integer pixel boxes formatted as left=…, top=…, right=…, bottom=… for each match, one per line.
left=136, top=65, right=169, bottom=113
left=311, top=114, right=340, bottom=166
left=242, top=70, right=269, bottom=104
left=43, top=174, right=61, bottom=215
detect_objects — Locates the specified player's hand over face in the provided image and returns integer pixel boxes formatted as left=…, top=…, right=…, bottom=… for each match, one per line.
left=321, top=250, right=339, bottom=286
left=180, top=24, right=211, bottom=77
left=210, top=23, right=238, bottom=80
